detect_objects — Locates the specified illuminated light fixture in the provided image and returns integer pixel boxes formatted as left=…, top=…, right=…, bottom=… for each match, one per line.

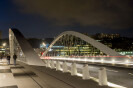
left=2, top=43, right=6, bottom=46
left=112, top=59, right=115, bottom=64
left=125, top=60, right=129, bottom=65
left=101, top=59, right=104, bottom=63
left=84, top=58, right=87, bottom=62
left=92, top=58, right=95, bottom=62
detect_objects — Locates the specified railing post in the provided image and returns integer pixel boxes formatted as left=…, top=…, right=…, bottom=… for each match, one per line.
left=47, top=60, right=51, bottom=67
left=45, top=60, right=48, bottom=67
left=51, top=60, right=55, bottom=69
left=62, top=61, right=68, bottom=72
left=56, top=61, right=61, bottom=70
left=98, top=67, right=108, bottom=86
left=82, top=64, right=90, bottom=79
left=71, top=63, right=77, bottom=75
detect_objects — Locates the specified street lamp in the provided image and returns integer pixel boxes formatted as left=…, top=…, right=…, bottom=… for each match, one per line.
left=3, top=43, right=7, bottom=47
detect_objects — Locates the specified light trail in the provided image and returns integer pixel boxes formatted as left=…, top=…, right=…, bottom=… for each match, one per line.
left=40, top=56, right=133, bottom=67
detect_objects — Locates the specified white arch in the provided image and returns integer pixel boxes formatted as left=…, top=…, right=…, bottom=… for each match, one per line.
left=43, top=31, right=121, bottom=56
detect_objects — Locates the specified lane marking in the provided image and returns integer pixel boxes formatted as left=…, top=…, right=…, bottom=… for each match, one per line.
left=106, top=69, right=118, bottom=72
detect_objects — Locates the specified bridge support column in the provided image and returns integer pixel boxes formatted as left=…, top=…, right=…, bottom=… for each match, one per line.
left=62, top=61, right=68, bottom=72
left=71, top=63, right=77, bottom=76
left=51, top=60, right=55, bottom=69
left=56, top=61, right=61, bottom=71
left=82, top=64, right=90, bottom=79
left=98, top=67, right=108, bottom=86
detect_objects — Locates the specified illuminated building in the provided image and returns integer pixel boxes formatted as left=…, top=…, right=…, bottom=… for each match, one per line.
left=46, top=35, right=106, bottom=56
left=94, top=33, right=120, bottom=39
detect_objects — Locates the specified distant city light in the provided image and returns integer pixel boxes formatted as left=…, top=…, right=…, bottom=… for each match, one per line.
left=2, top=43, right=6, bottom=46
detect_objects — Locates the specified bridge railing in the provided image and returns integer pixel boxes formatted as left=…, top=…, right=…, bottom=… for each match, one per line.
left=42, top=58, right=108, bottom=86
left=40, top=56, right=131, bottom=87
left=41, top=56, right=133, bottom=67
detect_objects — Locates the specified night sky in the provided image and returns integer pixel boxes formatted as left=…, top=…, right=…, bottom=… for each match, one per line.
left=0, top=0, right=133, bottom=38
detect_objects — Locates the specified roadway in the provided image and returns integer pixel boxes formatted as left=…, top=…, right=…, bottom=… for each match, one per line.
left=66, top=63, right=133, bottom=88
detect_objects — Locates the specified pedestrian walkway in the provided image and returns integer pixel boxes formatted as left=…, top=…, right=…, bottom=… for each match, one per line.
left=0, top=59, right=111, bottom=88
left=0, top=59, right=44, bottom=88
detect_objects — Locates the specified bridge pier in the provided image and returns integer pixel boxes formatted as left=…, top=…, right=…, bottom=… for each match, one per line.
left=62, top=61, right=68, bottom=72
left=98, top=67, right=108, bottom=86
left=56, top=61, right=61, bottom=71
left=82, top=64, right=90, bottom=79
left=71, top=63, right=77, bottom=76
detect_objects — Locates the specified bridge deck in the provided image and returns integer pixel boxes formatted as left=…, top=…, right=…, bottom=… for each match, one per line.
left=0, top=59, right=110, bottom=88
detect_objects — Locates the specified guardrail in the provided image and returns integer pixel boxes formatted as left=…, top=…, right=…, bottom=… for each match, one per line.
left=43, top=59, right=108, bottom=86
left=40, top=56, right=133, bottom=67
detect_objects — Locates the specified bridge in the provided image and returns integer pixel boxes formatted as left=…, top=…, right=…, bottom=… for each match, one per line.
left=0, top=28, right=132, bottom=88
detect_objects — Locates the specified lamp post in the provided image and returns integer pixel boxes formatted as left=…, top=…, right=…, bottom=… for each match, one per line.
left=3, top=43, right=6, bottom=47
left=2, top=43, right=7, bottom=54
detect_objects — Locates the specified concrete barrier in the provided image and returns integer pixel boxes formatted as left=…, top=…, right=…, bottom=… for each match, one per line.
left=62, top=61, right=68, bottom=72
left=98, top=67, right=108, bottom=86
left=56, top=61, right=61, bottom=70
left=47, top=60, right=51, bottom=67
left=82, top=64, right=90, bottom=79
left=71, top=63, right=77, bottom=75
left=51, top=60, right=55, bottom=69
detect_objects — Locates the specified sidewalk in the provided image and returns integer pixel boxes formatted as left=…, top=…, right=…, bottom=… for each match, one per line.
left=0, top=59, right=111, bottom=88
left=0, top=59, right=42, bottom=88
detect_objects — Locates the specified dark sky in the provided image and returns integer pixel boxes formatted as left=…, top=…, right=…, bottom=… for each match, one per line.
left=0, top=0, right=133, bottom=38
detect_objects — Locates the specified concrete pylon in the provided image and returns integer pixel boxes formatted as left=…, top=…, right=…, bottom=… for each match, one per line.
left=98, top=67, right=108, bottom=86
left=56, top=61, right=61, bottom=70
left=47, top=60, right=51, bottom=67
left=9, top=29, right=14, bottom=64
left=51, top=60, right=55, bottom=69
left=62, top=62, right=68, bottom=72
left=45, top=60, right=48, bottom=67
left=82, top=64, right=90, bottom=79
left=71, top=63, right=77, bottom=76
